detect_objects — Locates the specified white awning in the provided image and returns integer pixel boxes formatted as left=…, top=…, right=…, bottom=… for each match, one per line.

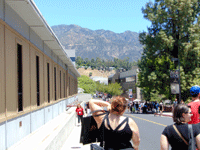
left=5, top=0, right=80, bottom=77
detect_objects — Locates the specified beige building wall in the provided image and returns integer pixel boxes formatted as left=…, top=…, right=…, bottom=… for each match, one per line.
left=30, top=46, right=37, bottom=110
left=0, top=23, right=5, bottom=122
left=5, top=28, right=18, bottom=118
left=0, top=20, right=78, bottom=123
left=66, top=70, right=69, bottom=97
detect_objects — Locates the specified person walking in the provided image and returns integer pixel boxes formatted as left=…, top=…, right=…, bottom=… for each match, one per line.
left=188, top=85, right=200, bottom=124
left=89, top=96, right=140, bottom=150
left=75, top=104, right=84, bottom=125
left=154, top=102, right=159, bottom=116
left=150, top=102, right=153, bottom=112
left=159, top=101, right=164, bottom=116
left=139, top=103, right=142, bottom=113
left=135, top=102, right=139, bottom=114
left=143, top=102, right=148, bottom=114
left=172, top=98, right=178, bottom=111
left=131, top=102, right=135, bottom=113
left=85, top=102, right=91, bottom=116
left=181, top=100, right=185, bottom=104
left=160, top=104, right=200, bottom=150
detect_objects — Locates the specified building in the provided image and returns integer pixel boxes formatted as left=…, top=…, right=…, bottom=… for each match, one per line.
left=0, top=0, right=80, bottom=149
left=90, top=76, right=108, bottom=85
left=108, top=67, right=141, bottom=99
left=65, top=49, right=75, bottom=66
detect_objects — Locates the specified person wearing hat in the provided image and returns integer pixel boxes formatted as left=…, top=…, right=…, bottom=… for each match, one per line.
left=187, top=85, right=200, bottom=124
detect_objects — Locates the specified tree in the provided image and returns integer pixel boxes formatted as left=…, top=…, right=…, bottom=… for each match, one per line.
left=138, top=0, right=200, bottom=101
left=96, top=82, right=123, bottom=96
left=107, top=83, right=123, bottom=96
left=96, top=57, right=102, bottom=68
left=78, top=75, right=96, bottom=94
left=75, top=56, right=83, bottom=66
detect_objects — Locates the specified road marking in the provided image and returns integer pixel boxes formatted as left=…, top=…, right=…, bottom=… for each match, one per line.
left=126, top=114, right=167, bottom=127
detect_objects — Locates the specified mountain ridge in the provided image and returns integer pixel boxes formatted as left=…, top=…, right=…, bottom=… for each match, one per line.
left=51, top=24, right=143, bottom=62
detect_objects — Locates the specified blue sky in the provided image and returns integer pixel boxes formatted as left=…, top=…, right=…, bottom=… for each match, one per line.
left=33, top=0, right=152, bottom=33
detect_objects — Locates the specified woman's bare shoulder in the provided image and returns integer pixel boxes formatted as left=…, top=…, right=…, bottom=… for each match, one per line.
left=128, top=118, right=139, bottom=131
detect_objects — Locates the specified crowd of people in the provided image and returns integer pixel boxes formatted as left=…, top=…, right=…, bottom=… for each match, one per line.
left=76, top=85, right=200, bottom=150
left=127, top=101, right=164, bottom=116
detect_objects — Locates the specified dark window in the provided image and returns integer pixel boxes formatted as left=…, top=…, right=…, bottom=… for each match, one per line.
left=17, top=44, right=23, bottom=112
left=69, top=77, right=70, bottom=95
left=64, top=73, right=65, bottom=98
left=60, top=71, right=61, bottom=99
left=54, top=67, right=57, bottom=100
left=36, top=56, right=40, bottom=106
left=70, top=57, right=75, bottom=61
left=47, top=63, right=50, bottom=103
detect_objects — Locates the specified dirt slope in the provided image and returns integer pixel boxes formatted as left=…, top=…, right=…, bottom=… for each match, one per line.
left=77, top=68, right=115, bottom=78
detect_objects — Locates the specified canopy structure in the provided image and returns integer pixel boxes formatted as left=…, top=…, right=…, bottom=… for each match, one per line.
left=133, top=99, right=141, bottom=102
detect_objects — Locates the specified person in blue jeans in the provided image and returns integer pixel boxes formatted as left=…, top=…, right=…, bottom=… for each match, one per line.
left=154, top=102, right=159, bottom=116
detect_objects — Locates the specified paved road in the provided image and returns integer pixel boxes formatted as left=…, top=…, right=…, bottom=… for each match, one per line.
left=124, top=112, right=173, bottom=150
left=72, top=96, right=174, bottom=150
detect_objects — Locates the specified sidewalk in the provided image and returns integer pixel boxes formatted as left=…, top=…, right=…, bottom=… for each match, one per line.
left=60, top=117, right=100, bottom=150
left=155, top=112, right=172, bottom=117
left=8, top=109, right=73, bottom=150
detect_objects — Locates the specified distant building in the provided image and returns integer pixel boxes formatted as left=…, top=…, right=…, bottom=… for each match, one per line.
left=65, top=49, right=76, bottom=66
left=78, top=88, right=84, bottom=94
left=108, top=67, right=142, bottom=100
left=90, top=76, right=108, bottom=85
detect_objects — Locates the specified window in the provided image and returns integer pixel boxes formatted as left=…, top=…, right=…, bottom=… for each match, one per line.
left=47, top=63, right=50, bottom=103
left=60, top=71, right=61, bottom=99
left=54, top=67, right=57, bottom=100
left=69, top=77, right=70, bottom=95
left=63, top=73, right=65, bottom=98
left=36, top=55, right=40, bottom=106
left=17, top=44, right=23, bottom=112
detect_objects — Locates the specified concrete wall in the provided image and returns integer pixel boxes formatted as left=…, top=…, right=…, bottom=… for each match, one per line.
left=0, top=96, right=78, bottom=150
left=30, top=28, right=43, bottom=51
left=0, top=122, right=6, bottom=150
left=5, top=3, right=29, bottom=40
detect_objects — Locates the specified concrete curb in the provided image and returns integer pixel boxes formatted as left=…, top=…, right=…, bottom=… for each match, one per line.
left=45, top=101, right=85, bottom=150
left=154, top=113, right=172, bottom=117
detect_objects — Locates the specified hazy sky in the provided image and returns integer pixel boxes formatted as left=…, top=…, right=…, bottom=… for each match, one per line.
left=33, top=0, right=152, bottom=33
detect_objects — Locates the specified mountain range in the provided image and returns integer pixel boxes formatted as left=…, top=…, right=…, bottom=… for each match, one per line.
left=51, top=24, right=143, bottom=62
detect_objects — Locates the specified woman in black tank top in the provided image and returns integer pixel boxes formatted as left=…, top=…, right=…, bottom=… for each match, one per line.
left=89, top=96, right=140, bottom=150
left=160, top=104, right=200, bottom=150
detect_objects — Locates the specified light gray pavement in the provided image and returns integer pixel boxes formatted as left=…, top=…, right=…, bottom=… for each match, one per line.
left=60, top=117, right=101, bottom=150
left=60, top=110, right=172, bottom=150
